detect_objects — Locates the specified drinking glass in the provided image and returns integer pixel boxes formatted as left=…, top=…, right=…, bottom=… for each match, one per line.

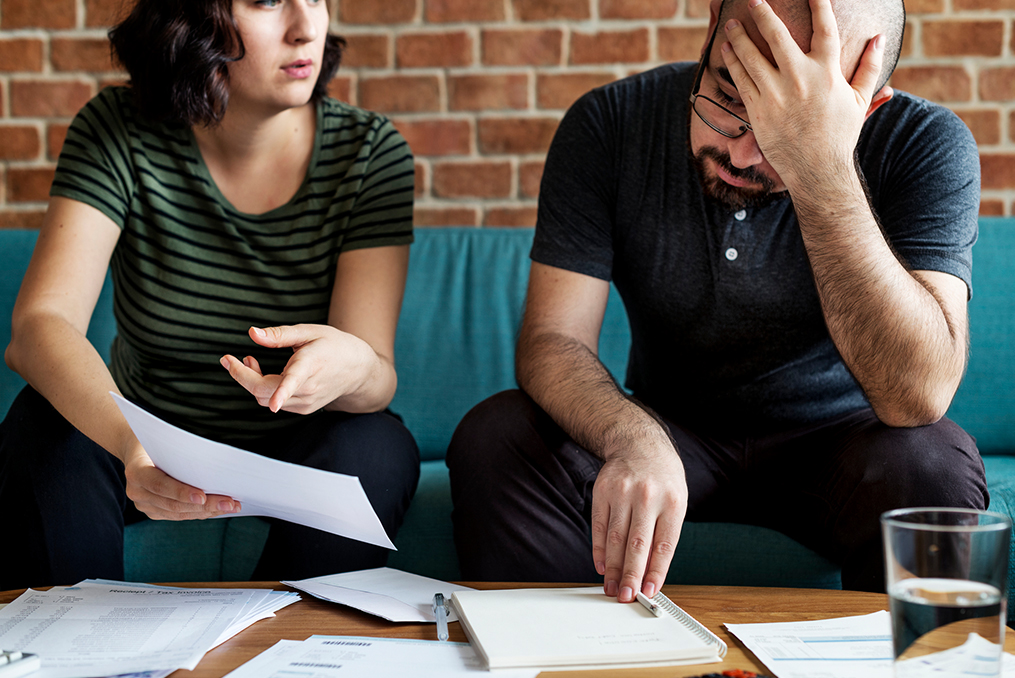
left=882, top=507, right=1011, bottom=678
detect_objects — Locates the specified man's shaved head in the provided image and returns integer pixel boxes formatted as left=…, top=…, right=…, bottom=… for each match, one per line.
left=716, top=0, right=905, bottom=92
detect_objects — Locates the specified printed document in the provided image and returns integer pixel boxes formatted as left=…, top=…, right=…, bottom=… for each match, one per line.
left=223, top=635, right=541, bottom=678
left=726, top=611, right=1015, bottom=678
left=112, top=393, right=395, bottom=549
left=0, top=581, right=297, bottom=678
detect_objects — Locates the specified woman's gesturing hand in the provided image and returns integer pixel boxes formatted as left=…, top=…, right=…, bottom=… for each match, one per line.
left=220, top=324, right=384, bottom=415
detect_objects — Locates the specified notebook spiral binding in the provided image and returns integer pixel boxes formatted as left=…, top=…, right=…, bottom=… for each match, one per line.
left=651, top=593, right=729, bottom=659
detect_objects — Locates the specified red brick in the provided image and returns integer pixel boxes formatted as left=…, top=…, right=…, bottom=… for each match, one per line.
left=414, top=161, right=427, bottom=197
left=84, top=0, right=128, bottom=27
left=426, top=0, right=504, bottom=22
left=484, top=206, right=537, bottom=227
left=340, top=0, right=417, bottom=24
left=449, top=74, right=528, bottom=111
left=432, top=161, right=512, bottom=198
left=397, top=32, right=473, bottom=68
left=513, top=0, right=590, bottom=21
left=482, top=29, right=563, bottom=66
left=7, top=166, right=55, bottom=203
left=922, top=21, right=1004, bottom=57
left=980, top=154, right=1015, bottom=190
left=0, top=39, right=44, bottom=72
left=906, top=0, right=944, bottom=11
left=414, top=206, right=479, bottom=226
left=1011, top=111, right=1015, bottom=144
left=954, top=109, right=1000, bottom=146
left=51, top=37, right=117, bottom=72
left=519, top=160, right=544, bottom=198
left=536, top=72, right=615, bottom=110
left=359, top=75, right=440, bottom=113
left=571, top=29, right=650, bottom=65
left=327, top=76, right=355, bottom=104
left=1, top=0, right=75, bottom=28
left=600, top=0, right=677, bottom=19
left=686, top=0, right=709, bottom=17
left=889, top=67, right=970, bottom=103
left=658, top=26, right=710, bottom=63
left=954, top=0, right=1015, bottom=9
left=10, top=81, right=93, bottom=118
left=47, top=123, right=70, bottom=160
left=0, top=125, right=41, bottom=160
left=392, top=118, right=472, bottom=156
left=95, top=78, right=125, bottom=92
left=901, top=21, right=915, bottom=58
left=341, top=34, right=391, bottom=69
left=0, top=210, right=46, bottom=229
left=979, top=200, right=1005, bottom=216
left=979, top=68, right=1015, bottom=104
left=478, top=117, right=559, bottom=154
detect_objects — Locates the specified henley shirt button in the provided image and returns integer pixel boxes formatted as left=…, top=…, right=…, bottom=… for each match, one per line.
left=734, top=210, right=747, bottom=221
left=725, top=247, right=738, bottom=261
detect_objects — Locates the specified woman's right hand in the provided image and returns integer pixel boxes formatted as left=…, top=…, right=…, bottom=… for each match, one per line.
left=122, top=447, right=241, bottom=521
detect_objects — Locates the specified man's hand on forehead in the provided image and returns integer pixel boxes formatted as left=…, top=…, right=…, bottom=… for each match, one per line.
left=718, top=0, right=886, bottom=189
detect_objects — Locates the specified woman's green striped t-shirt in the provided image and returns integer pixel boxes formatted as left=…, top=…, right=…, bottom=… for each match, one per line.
left=51, top=87, right=415, bottom=443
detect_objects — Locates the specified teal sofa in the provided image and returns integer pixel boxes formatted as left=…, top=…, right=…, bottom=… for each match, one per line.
left=2, top=221, right=1013, bottom=601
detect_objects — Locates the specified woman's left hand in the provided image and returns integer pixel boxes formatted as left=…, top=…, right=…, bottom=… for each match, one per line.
left=220, top=324, right=383, bottom=415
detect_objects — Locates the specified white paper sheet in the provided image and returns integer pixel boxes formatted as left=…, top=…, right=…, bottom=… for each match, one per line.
left=283, top=567, right=474, bottom=622
left=223, top=636, right=541, bottom=678
left=81, top=579, right=301, bottom=648
left=112, top=393, right=395, bottom=549
left=0, top=583, right=261, bottom=678
left=726, top=611, right=1015, bottom=678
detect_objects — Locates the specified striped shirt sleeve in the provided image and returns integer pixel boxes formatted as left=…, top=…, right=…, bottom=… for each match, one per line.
left=51, top=88, right=136, bottom=228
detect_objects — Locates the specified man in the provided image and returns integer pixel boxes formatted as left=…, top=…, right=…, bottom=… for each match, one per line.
left=446, top=0, right=987, bottom=601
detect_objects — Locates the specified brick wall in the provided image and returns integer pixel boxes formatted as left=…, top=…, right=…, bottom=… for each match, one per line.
left=0, top=0, right=1013, bottom=228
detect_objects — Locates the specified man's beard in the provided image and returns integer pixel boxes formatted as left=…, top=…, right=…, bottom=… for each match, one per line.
left=693, top=146, right=784, bottom=211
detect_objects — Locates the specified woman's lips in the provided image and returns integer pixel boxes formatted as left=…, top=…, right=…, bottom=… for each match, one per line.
left=282, top=60, right=313, bottom=79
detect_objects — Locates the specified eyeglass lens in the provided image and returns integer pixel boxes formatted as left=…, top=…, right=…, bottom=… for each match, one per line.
left=693, top=96, right=750, bottom=138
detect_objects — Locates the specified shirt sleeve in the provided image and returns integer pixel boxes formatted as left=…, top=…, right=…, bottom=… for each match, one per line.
left=342, top=116, right=415, bottom=252
left=859, top=94, right=980, bottom=296
left=50, top=88, right=136, bottom=229
left=531, top=89, right=618, bottom=281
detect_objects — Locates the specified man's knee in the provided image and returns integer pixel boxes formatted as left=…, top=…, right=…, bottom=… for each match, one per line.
left=446, top=389, right=542, bottom=476
left=858, top=417, right=986, bottom=509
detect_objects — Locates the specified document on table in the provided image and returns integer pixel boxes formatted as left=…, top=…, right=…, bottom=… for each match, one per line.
left=223, top=635, right=541, bottom=678
left=0, top=580, right=299, bottom=678
left=283, top=567, right=475, bottom=622
left=112, top=393, right=395, bottom=549
left=725, top=611, right=1015, bottom=678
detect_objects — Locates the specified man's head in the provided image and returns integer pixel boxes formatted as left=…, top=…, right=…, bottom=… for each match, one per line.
left=715, top=0, right=905, bottom=92
left=689, top=0, right=905, bottom=211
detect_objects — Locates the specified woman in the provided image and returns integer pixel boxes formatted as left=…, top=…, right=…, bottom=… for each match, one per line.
left=0, top=0, right=419, bottom=588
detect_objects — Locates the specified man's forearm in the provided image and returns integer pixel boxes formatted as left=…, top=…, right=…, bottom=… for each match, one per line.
left=516, top=330, right=671, bottom=460
left=790, top=168, right=967, bottom=426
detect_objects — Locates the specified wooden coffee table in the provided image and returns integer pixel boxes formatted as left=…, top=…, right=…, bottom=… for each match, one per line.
left=2, top=582, right=1011, bottom=677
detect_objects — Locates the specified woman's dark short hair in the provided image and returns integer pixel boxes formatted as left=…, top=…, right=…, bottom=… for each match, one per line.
left=109, top=0, right=345, bottom=127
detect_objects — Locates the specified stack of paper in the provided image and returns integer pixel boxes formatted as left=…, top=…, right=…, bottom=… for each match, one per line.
left=0, top=579, right=299, bottom=678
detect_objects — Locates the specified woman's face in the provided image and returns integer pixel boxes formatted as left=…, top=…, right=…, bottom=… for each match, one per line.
left=227, top=0, right=330, bottom=115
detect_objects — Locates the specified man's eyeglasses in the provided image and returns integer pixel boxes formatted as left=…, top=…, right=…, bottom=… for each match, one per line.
left=688, top=7, right=753, bottom=140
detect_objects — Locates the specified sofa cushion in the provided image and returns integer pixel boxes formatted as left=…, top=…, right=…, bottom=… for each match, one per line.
left=946, top=218, right=1015, bottom=454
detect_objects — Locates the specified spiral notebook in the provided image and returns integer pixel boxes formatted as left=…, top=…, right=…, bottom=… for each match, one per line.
left=449, top=586, right=727, bottom=670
